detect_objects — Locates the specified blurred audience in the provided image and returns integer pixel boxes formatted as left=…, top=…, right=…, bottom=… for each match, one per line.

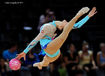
left=38, top=8, right=50, bottom=29
left=2, top=42, right=18, bottom=61
left=0, top=58, right=8, bottom=76
left=97, top=43, right=105, bottom=70
left=64, top=44, right=78, bottom=76
left=44, top=11, right=56, bottom=23
left=74, top=70, right=84, bottom=76
left=49, top=55, right=63, bottom=76
left=21, top=43, right=40, bottom=76
left=58, top=62, right=67, bottom=76
left=24, top=50, right=40, bottom=67
left=37, top=8, right=56, bottom=31
left=25, top=50, right=40, bottom=76
left=1, top=41, right=105, bottom=76
left=78, top=41, right=97, bottom=76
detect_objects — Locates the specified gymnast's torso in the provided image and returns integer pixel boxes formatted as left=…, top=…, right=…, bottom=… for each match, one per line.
left=40, top=21, right=57, bottom=49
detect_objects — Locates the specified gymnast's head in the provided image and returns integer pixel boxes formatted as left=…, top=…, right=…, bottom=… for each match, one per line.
left=55, top=20, right=68, bottom=30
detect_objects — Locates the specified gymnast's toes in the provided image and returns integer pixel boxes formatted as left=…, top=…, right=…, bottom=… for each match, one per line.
left=81, top=7, right=90, bottom=14
left=33, top=63, right=42, bottom=70
left=77, top=7, right=90, bottom=16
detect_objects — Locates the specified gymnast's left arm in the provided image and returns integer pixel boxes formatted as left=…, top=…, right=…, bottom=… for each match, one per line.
left=73, top=7, right=97, bottom=29
left=73, top=15, right=90, bottom=29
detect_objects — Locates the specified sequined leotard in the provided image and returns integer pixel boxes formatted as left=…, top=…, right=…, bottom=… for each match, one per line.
left=23, top=16, right=89, bottom=57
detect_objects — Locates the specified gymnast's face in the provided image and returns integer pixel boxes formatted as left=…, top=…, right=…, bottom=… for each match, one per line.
left=58, top=20, right=68, bottom=30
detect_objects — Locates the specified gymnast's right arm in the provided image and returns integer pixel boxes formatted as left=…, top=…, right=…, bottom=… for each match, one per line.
left=23, top=31, right=46, bottom=54
left=16, top=25, right=48, bottom=60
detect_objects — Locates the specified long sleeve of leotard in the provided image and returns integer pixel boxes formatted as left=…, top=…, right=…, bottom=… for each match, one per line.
left=73, top=16, right=90, bottom=29
left=23, top=25, right=49, bottom=54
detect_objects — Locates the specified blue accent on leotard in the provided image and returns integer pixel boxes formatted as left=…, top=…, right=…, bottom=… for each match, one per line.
left=40, top=21, right=60, bottom=58
left=73, top=16, right=89, bottom=29
left=38, top=49, right=46, bottom=56
left=44, top=49, right=60, bottom=58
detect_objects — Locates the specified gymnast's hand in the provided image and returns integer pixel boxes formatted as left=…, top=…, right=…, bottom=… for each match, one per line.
left=88, top=7, right=97, bottom=17
left=16, top=52, right=26, bottom=60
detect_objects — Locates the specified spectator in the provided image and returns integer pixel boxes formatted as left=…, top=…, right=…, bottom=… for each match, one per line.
left=97, top=43, right=105, bottom=70
left=64, top=44, right=78, bottom=76
left=45, top=11, right=56, bottom=23
left=24, top=50, right=40, bottom=66
left=37, top=8, right=50, bottom=31
left=0, top=58, right=8, bottom=76
left=78, top=41, right=97, bottom=76
left=22, top=43, right=40, bottom=76
left=2, top=42, right=20, bottom=76
left=58, top=62, right=67, bottom=76
left=2, top=42, right=18, bottom=61
left=74, top=70, right=84, bottom=76
left=49, top=55, right=63, bottom=76
left=37, top=9, right=56, bottom=31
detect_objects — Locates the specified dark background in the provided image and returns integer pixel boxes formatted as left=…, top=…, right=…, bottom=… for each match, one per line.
left=0, top=0, right=105, bottom=55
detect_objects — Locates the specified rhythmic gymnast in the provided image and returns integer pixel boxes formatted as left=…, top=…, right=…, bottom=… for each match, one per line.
left=16, top=7, right=97, bottom=69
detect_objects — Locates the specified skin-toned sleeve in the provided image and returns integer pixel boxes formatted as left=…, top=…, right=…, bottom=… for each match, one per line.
left=73, top=16, right=90, bottom=29
left=23, top=25, right=49, bottom=54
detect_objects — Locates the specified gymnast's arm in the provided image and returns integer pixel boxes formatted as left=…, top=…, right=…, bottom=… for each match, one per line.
left=23, top=31, right=46, bottom=54
left=24, top=25, right=52, bottom=54
left=73, top=15, right=90, bottom=29
left=56, top=15, right=89, bottom=29
left=74, top=7, right=97, bottom=29
left=16, top=26, right=49, bottom=60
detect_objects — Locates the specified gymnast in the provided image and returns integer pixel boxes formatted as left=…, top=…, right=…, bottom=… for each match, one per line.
left=16, top=7, right=97, bottom=69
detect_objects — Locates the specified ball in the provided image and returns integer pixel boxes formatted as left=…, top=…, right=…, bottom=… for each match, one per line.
left=9, top=58, right=21, bottom=70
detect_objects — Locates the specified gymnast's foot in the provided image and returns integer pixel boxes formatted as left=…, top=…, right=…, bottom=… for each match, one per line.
left=76, top=7, right=90, bottom=16
left=33, top=62, right=42, bottom=70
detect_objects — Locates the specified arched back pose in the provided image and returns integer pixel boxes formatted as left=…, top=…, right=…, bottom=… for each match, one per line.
left=16, top=7, right=97, bottom=69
